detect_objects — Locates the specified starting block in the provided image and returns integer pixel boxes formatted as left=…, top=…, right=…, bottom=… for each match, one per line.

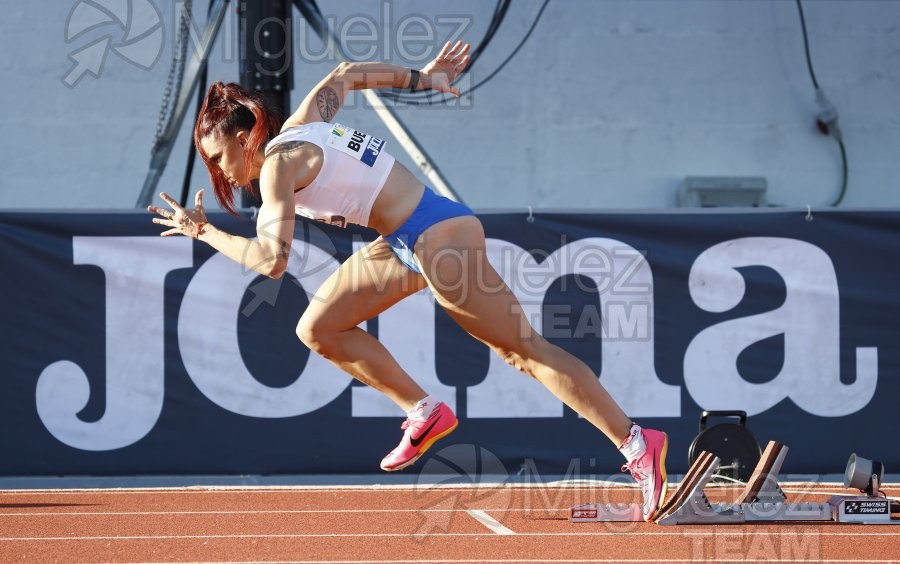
left=655, top=442, right=832, bottom=524
left=571, top=441, right=834, bottom=525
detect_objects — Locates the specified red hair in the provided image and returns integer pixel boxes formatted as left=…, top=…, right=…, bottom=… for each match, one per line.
left=193, top=82, right=283, bottom=215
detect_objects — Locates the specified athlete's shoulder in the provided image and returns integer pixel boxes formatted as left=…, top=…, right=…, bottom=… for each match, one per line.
left=277, top=120, right=332, bottom=135
left=266, top=122, right=325, bottom=157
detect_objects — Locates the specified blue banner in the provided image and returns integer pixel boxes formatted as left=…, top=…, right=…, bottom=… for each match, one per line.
left=1, top=209, right=896, bottom=477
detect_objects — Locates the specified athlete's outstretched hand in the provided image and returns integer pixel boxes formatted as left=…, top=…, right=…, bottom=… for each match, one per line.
left=421, top=40, right=471, bottom=97
left=148, top=190, right=209, bottom=239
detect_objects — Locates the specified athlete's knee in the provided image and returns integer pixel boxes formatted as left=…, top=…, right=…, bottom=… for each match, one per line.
left=296, top=314, right=337, bottom=356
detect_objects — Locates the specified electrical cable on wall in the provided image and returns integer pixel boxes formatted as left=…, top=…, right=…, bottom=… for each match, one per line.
left=379, top=0, right=510, bottom=105
left=380, top=0, right=551, bottom=105
left=796, top=0, right=848, bottom=207
left=457, top=0, right=551, bottom=99
left=151, top=0, right=206, bottom=207
left=136, top=0, right=232, bottom=208
left=167, top=0, right=549, bottom=205
left=152, top=0, right=193, bottom=156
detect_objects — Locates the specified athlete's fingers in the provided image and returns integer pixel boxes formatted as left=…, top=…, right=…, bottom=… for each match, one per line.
left=194, top=188, right=205, bottom=209
left=159, top=192, right=184, bottom=211
left=453, top=43, right=470, bottom=62
left=160, top=228, right=181, bottom=237
left=437, top=41, right=451, bottom=58
left=444, top=42, right=458, bottom=61
left=455, top=55, right=471, bottom=73
left=152, top=217, right=176, bottom=227
left=147, top=205, right=172, bottom=219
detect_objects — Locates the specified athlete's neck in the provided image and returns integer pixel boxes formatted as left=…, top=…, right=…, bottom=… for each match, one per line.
left=248, top=147, right=266, bottom=181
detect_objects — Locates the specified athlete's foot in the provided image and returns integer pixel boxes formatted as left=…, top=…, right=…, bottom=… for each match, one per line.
left=380, top=402, right=458, bottom=471
left=622, top=428, right=668, bottom=521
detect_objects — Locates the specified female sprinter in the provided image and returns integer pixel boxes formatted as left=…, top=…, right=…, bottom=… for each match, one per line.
left=149, top=41, right=668, bottom=520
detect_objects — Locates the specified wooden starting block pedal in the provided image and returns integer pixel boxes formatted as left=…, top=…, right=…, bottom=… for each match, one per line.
left=570, top=441, right=832, bottom=525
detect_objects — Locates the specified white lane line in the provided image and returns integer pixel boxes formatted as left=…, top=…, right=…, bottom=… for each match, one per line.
left=2, top=484, right=896, bottom=494
left=1, top=531, right=900, bottom=541
left=195, top=561, right=900, bottom=564
left=0, top=485, right=625, bottom=494
left=0, top=508, right=541, bottom=517
left=207, top=561, right=900, bottom=564
left=465, top=510, right=516, bottom=535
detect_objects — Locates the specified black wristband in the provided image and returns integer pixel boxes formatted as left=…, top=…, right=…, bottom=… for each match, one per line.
left=408, top=69, right=420, bottom=93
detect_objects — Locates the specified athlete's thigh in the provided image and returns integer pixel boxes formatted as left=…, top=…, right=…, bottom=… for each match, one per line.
left=303, top=237, right=428, bottom=331
left=414, top=216, right=536, bottom=351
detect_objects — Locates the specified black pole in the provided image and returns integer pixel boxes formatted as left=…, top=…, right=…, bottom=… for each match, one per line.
left=238, top=0, right=293, bottom=208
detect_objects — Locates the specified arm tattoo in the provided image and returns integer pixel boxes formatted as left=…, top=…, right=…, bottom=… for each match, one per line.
left=279, top=239, right=290, bottom=260
left=315, top=87, right=340, bottom=122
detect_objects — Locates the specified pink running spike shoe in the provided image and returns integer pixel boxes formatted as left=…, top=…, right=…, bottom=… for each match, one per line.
left=621, top=428, right=669, bottom=521
left=380, top=402, right=458, bottom=471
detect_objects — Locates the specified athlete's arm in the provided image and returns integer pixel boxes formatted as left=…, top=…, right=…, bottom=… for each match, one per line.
left=149, top=160, right=297, bottom=279
left=198, top=160, right=296, bottom=278
left=282, top=41, right=471, bottom=127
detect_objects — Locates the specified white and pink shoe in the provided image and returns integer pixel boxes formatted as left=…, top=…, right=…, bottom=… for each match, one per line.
left=380, top=402, right=458, bottom=471
left=621, top=428, right=669, bottom=521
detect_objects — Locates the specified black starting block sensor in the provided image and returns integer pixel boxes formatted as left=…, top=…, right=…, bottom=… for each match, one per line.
left=688, top=410, right=761, bottom=483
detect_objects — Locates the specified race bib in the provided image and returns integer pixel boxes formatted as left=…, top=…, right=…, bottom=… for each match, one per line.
left=326, top=123, right=385, bottom=167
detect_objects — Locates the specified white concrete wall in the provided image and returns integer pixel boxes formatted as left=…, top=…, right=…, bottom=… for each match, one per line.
left=1, top=0, right=898, bottom=211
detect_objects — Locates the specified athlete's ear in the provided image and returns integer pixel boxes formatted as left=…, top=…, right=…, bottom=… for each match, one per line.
left=235, top=130, right=249, bottom=147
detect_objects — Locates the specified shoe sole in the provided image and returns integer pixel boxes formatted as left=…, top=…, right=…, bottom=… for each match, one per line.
left=381, top=419, right=459, bottom=472
left=646, top=433, right=669, bottom=522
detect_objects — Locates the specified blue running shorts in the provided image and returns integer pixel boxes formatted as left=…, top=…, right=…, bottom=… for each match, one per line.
left=383, top=187, right=475, bottom=274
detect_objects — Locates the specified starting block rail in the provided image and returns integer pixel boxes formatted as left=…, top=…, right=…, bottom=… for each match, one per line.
left=570, top=440, right=894, bottom=525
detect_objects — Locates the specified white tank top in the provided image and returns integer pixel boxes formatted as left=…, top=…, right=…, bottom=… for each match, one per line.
left=264, top=122, right=396, bottom=228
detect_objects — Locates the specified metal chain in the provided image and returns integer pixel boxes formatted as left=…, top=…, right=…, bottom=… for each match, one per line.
left=152, top=0, right=193, bottom=154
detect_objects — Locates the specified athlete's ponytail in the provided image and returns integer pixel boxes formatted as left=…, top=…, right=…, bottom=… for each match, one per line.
left=193, top=82, right=283, bottom=215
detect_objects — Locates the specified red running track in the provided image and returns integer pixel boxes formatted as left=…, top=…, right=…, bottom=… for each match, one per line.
left=0, top=482, right=898, bottom=562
